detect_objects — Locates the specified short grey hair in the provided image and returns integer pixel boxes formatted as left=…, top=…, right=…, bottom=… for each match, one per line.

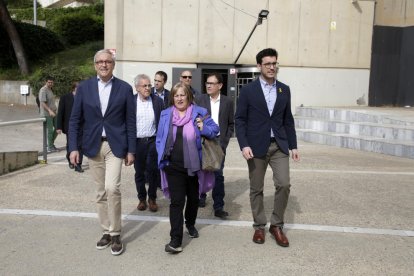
left=133, top=74, right=151, bottom=86
left=94, top=49, right=116, bottom=64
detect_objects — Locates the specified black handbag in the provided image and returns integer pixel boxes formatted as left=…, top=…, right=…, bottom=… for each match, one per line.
left=201, top=137, right=224, bottom=171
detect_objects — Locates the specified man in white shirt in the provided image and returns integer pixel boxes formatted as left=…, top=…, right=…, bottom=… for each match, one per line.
left=134, top=74, right=164, bottom=212
left=196, top=73, right=234, bottom=218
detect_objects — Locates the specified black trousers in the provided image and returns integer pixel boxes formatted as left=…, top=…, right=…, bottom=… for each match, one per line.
left=65, top=135, right=83, bottom=165
left=164, top=165, right=199, bottom=246
left=134, top=137, right=158, bottom=200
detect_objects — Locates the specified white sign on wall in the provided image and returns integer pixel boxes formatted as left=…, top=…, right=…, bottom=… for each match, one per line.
left=20, top=85, right=29, bottom=95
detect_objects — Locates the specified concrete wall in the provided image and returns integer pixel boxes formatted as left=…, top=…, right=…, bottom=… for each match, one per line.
left=105, top=0, right=374, bottom=111
left=279, top=67, right=370, bottom=112
left=375, top=0, right=414, bottom=27
left=0, top=81, right=37, bottom=106
left=0, top=151, right=38, bottom=175
left=105, top=0, right=375, bottom=68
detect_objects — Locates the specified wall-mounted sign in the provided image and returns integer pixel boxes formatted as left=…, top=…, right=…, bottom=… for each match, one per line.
left=20, top=85, right=29, bottom=95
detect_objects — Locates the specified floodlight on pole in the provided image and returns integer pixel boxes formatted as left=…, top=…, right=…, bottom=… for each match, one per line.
left=234, top=9, right=269, bottom=64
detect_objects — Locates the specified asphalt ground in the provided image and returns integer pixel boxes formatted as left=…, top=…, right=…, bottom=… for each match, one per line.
left=0, top=103, right=413, bottom=275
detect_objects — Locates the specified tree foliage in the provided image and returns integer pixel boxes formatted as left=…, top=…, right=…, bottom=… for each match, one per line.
left=28, top=64, right=92, bottom=98
left=0, top=21, right=64, bottom=68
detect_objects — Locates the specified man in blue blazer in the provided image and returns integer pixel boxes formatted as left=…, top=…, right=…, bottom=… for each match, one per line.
left=152, top=70, right=170, bottom=108
left=235, top=48, right=300, bottom=248
left=69, top=49, right=136, bottom=256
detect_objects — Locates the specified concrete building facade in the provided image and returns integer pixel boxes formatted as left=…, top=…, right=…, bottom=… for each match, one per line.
left=103, top=0, right=412, bottom=111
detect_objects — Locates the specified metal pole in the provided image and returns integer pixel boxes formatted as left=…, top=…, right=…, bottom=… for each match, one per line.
left=42, top=120, right=47, bottom=163
left=33, top=0, right=37, bottom=25
left=234, top=20, right=259, bottom=64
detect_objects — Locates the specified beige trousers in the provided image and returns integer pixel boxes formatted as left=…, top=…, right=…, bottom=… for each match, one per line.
left=247, top=142, right=290, bottom=229
left=88, top=141, right=124, bottom=236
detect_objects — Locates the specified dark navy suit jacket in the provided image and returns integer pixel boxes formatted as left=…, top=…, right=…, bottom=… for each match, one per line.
left=196, top=93, right=234, bottom=150
left=235, top=78, right=297, bottom=157
left=151, top=87, right=170, bottom=108
left=68, top=76, right=136, bottom=158
left=56, top=92, right=74, bottom=134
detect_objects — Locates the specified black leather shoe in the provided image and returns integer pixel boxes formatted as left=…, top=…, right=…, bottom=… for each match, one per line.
left=68, top=163, right=75, bottom=169
left=214, top=209, right=229, bottom=219
left=198, top=197, right=206, bottom=208
left=74, top=164, right=84, bottom=173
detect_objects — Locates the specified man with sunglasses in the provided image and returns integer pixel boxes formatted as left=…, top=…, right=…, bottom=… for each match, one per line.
left=235, top=48, right=300, bottom=248
left=180, top=70, right=200, bottom=96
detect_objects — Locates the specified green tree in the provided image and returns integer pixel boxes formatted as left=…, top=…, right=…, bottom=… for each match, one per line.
left=0, top=0, right=29, bottom=75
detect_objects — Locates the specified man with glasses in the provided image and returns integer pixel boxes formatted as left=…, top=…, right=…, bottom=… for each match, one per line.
left=133, top=74, right=164, bottom=212
left=180, top=70, right=200, bottom=96
left=235, top=48, right=300, bottom=248
left=38, top=76, right=58, bottom=153
left=69, top=49, right=136, bottom=256
left=152, top=71, right=170, bottom=108
left=196, top=73, right=234, bottom=219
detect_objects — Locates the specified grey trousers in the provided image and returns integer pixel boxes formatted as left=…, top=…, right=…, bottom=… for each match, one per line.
left=247, top=142, right=290, bottom=229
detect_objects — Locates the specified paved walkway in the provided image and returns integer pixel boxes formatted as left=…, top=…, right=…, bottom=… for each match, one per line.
left=0, top=103, right=413, bottom=275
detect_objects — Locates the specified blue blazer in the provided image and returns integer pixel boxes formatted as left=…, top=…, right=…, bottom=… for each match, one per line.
left=68, top=76, right=137, bottom=158
left=156, top=105, right=219, bottom=168
left=235, top=78, right=297, bottom=157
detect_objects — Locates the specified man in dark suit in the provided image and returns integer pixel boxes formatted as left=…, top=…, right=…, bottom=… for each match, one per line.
left=196, top=73, right=234, bottom=218
left=235, top=48, right=300, bottom=248
left=133, top=74, right=164, bottom=212
left=152, top=71, right=170, bottom=108
left=56, top=81, right=83, bottom=172
left=69, top=49, right=136, bottom=256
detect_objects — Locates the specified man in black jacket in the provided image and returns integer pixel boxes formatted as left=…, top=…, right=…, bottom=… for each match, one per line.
left=196, top=73, right=234, bottom=218
left=152, top=71, right=170, bottom=108
left=57, top=81, right=83, bottom=172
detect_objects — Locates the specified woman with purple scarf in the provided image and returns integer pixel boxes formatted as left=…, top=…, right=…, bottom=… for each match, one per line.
left=156, top=82, right=219, bottom=254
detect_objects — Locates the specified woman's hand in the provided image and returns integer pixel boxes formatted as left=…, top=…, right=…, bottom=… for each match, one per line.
left=196, top=117, right=203, bottom=131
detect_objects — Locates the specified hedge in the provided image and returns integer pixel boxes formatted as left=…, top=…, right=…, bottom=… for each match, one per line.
left=0, top=21, right=64, bottom=68
left=54, top=13, right=103, bottom=45
left=28, top=64, right=95, bottom=98
left=9, top=3, right=104, bottom=33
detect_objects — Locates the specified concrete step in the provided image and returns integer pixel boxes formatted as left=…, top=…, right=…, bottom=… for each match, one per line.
left=296, top=129, right=414, bottom=159
left=295, top=117, right=414, bottom=141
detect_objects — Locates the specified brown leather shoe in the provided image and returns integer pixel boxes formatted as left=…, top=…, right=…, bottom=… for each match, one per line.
left=148, top=198, right=158, bottom=212
left=269, top=225, right=289, bottom=247
left=137, top=200, right=147, bottom=211
left=252, top=229, right=265, bottom=244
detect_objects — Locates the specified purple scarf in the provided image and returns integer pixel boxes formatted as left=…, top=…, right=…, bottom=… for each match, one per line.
left=171, top=105, right=200, bottom=175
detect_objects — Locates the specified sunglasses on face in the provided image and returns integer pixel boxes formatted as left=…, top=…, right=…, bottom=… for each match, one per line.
left=181, top=75, right=192, bottom=79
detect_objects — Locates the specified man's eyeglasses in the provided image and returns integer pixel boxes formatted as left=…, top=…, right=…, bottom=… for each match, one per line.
left=95, top=60, right=113, bottom=65
left=139, top=84, right=152, bottom=89
left=205, top=82, right=219, bottom=86
left=181, top=75, right=192, bottom=79
left=262, top=62, right=279, bottom=69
